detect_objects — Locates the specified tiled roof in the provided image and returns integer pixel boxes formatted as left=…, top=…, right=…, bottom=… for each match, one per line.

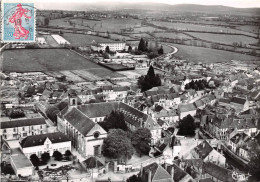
left=113, top=86, right=129, bottom=92
left=203, top=162, right=234, bottom=182
left=64, top=108, right=95, bottom=136
left=82, top=156, right=104, bottom=168
left=1, top=117, right=46, bottom=129
left=165, top=163, right=188, bottom=182
left=140, top=162, right=172, bottom=182
left=178, top=103, right=196, bottom=113
left=20, top=132, right=70, bottom=148
left=194, top=140, right=213, bottom=159
left=231, top=97, right=246, bottom=105
left=194, top=100, right=204, bottom=108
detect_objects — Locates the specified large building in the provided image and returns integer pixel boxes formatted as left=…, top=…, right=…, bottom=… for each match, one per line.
left=20, top=132, right=71, bottom=158
left=91, top=41, right=126, bottom=52
left=0, top=116, right=47, bottom=140
left=57, top=93, right=162, bottom=158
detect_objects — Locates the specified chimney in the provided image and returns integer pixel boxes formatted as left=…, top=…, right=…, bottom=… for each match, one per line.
left=171, top=167, right=174, bottom=179
left=148, top=169, right=152, bottom=182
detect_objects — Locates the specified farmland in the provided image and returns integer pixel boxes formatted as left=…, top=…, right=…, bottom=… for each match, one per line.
left=172, top=44, right=259, bottom=63
left=2, top=49, right=109, bottom=72
left=61, top=33, right=115, bottom=46
left=70, top=18, right=141, bottom=33
left=154, top=32, right=192, bottom=39
left=187, top=32, right=259, bottom=45
left=150, top=21, right=256, bottom=36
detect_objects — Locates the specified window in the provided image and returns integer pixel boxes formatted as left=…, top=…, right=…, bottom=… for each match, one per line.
left=40, top=125, right=42, bottom=129
left=3, top=129, right=6, bottom=133
left=22, top=127, right=25, bottom=131
left=94, top=132, right=100, bottom=138
left=13, top=128, right=16, bottom=132
left=23, top=133, right=27, bottom=137
left=46, top=144, right=49, bottom=149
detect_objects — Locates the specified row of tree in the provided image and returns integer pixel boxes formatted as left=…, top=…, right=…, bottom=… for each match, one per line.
left=184, top=79, right=209, bottom=90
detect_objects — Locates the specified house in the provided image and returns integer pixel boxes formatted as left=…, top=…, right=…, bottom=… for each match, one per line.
left=163, top=162, right=195, bottom=182
left=91, top=41, right=126, bottom=52
left=139, top=162, right=174, bottom=182
left=190, top=140, right=226, bottom=166
left=230, top=97, right=249, bottom=113
left=201, top=162, right=234, bottom=182
left=178, top=103, right=197, bottom=119
left=228, top=132, right=250, bottom=154
left=0, top=116, right=47, bottom=140
left=10, top=153, right=34, bottom=177
left=20, top=132, right=71, bottom=159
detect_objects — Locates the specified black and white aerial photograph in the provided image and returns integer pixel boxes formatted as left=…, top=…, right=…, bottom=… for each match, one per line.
left=0, top=0, right=260, bottom=181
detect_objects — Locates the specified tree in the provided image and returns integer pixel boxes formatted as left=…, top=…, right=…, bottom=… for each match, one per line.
left=30, top=154, right=40, bottom=166
left=9, top=110, right=25, bottom=119
left=178, top=114, right=196, bottom=136
left=41, top=152, right=50, bottom=164
left=103, top=52, right=109, bottom=59
left=158, top=45, right=164, bottom=55
left=105, top=46, right=110, bottom=53
left=46, top=106, right=60, bottom=123
left=98, top=110, right=127, bottom=131
left=138, top=66, right=161, bottom=92
left=53, top=151, right=63, bottom=161
left=131, top=128, right=151, bottom=156
left=64, top=150, right=72, bottom=160
left=147, top=52, right=159, bottom=59
left=128, top=45, right=132, bottom=52
left=102, top=129, right=134, bottom=161
left=138, top=38, right=147, bottom=52
left=127, top=174, right=143, bottom=182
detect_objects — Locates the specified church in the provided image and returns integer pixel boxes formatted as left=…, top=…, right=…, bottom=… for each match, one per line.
left=57, top=92, right=162, bottom=158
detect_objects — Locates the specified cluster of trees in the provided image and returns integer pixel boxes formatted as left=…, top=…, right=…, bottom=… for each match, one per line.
left=177, top=114, right=196, bottom=136
left=137, top=38, right=164, bottom=59
left=30, top=152, right=50, bottom=167
left=53, top=150, right=72, bottom=161
left=102, top=128, right=152, bottom=161
left=184, top=79, right=208, bottom=90
left=138, top=66, right=161, bottom=92
left=98, top=110, right=128, bottom=132
left=248, top=144, right=260, bottom=180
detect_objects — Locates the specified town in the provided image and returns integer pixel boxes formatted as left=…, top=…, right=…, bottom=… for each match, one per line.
left=1, top=1, right=260, bottom=182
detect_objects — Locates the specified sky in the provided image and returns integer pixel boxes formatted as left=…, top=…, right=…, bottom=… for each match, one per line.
left=35, top=0, right=260, bottom=8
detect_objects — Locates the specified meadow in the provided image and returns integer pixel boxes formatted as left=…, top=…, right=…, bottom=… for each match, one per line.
left=172, top=44, right=259, bottom=63
left=187, top=32, right=259, bottom=45
left=70, top=18, right=141, bottom=33
left=154, top=32, right=192, bottom=39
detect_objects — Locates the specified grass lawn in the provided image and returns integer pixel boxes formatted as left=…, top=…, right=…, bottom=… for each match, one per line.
left=172, top=44, right=259, bottom=63
left=187, top=32, right=258, bottom=45
left=2, top=49, right=106, bottom=72
left=62, top=33, right=115, bottom=46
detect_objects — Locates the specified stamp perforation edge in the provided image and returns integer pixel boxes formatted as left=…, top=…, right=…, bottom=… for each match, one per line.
left=1, top=0, right=36, bottom=43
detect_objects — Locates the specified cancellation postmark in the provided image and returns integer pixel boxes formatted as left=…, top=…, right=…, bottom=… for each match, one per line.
left=1, top=0, right=36, bottom=42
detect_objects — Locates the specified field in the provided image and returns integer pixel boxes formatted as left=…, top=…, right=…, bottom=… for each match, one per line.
left=49, top=18, right=91, bottom=30
left=151, top=21, right=256, bottom=36
left=61, top=33, right=115, bottom=46
left=235, top=25, right=260, bottom=34
left=172, top=44, right=259, bottom=63
left=187, top=32, right=259, bottom=45
left=154, top=32, right=192, bottom=39
left=70, top=18, right=141, bottom=33
left=3, top=49, right=107, bottom=72
left=134, top=26, right=164, bottom=33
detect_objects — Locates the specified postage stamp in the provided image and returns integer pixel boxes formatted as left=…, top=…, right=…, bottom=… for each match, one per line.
left=1, top=0, right=36, bottom=42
